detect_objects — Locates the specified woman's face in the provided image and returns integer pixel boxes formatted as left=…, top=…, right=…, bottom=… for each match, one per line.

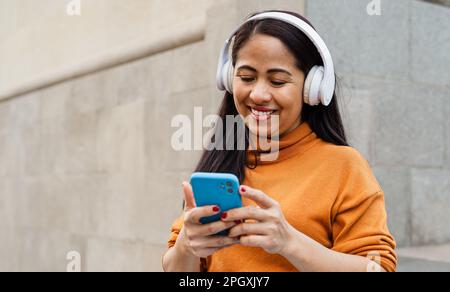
left=233, top=33, right=305, bottom=138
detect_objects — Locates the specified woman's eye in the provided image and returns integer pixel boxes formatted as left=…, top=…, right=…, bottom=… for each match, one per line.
left=271, top=81, right=286, bottom=86
left=238, top=76, right=285, bottom=86
left=239, top=76, right=255, bottom=83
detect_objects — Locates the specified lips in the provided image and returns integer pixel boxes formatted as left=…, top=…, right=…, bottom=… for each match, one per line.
left=251, top=108, right=274, bottom=116
left=248, top=106, right=278, bottom=121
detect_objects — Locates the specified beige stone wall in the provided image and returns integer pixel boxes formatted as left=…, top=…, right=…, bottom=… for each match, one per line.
left=0, top=0, right=305, bottom=271
left=4, top=0, right=449, bottom=272
left=0, top=0, right=211, bottom=100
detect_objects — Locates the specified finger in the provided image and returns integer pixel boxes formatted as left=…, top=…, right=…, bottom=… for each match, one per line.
left=182, top=181, right=196, bottom=211
left=198, top=220, right=238, bottom=236
left=194, top=236, right=240, bottom=248
left=221, top=205, right=268, bottom=222
left=240, top=185, right=277, bottom=209
left=228, top=222, right=269, bottom=238
left=239, top=235, right=267, bottom=249
left=185, top=205, right=221, bottom=224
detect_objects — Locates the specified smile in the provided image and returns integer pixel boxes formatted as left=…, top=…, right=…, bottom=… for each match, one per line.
left=248, top=107, right=278, bottom=121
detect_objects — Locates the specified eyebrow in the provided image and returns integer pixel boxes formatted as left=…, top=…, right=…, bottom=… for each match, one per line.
left=236, top=65, right=293, bottom=76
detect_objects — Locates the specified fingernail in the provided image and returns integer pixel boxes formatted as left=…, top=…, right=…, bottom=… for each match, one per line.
left=240, top=186, right=246, bottom=193
left=213, top=206, right=220, bottom=212
left=221, top=212, right=228, bottom=219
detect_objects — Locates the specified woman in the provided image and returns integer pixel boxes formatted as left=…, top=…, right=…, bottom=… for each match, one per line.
left=162, top=10, right=397, bottom=272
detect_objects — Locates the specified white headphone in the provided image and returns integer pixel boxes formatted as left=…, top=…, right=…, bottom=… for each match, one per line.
left=216, top=11, right=336, bottom=106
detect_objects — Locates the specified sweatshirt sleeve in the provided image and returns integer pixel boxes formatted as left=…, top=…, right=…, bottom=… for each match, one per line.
left=167, top=215, right=184, bottom=249
left=331, top=190, right=397, bottom=272
left=327, top=147, right=397, bottom=272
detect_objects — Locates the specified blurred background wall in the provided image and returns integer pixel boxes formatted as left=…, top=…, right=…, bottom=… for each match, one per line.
left=0, top=0, right=449, bottom=271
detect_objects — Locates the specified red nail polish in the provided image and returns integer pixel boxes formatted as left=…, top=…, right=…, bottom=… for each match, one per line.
left=241, top=187, right=246, bottom=192
left=221, top=212, right=228, bottom=219
left=213, top=206, right=220, bottom=212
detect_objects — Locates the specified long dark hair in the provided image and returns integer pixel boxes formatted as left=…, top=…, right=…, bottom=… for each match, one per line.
left=194, top=10, right=348, bottom=183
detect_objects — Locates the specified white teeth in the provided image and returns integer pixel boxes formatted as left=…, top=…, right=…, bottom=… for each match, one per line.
left=251, top=108, right=274, bottom=116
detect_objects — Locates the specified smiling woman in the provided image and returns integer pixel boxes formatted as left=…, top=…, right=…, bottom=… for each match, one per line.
left=194, top=10, right=347, bottom=179
left=163, top=10, right=397, bottom=272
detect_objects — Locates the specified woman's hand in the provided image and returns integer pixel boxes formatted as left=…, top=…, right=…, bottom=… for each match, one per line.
left=221, top=185, right=296, bottom=256
left=176, top=181, right=240, bottom=259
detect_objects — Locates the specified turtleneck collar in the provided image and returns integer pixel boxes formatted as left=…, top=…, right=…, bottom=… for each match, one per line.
left=246, top=122, right=319, bottom=166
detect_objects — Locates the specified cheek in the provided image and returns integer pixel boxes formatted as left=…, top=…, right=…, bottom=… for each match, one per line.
left=278, top=88, right=302, bottom=113
left=233, top=87, right=249, bottom=113
left=278, top=93, right=303, bottom=124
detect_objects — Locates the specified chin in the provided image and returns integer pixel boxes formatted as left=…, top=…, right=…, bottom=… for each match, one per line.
left=247, top=125, right=279, bottom=139
left=244, top=115, right=281, bottom=138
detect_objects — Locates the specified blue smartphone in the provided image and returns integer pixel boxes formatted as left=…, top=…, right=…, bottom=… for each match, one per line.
left=190, top=172, right=242, bottom=235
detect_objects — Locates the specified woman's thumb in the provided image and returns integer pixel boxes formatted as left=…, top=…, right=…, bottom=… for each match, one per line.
left=182, top=181, right=196, bottom=211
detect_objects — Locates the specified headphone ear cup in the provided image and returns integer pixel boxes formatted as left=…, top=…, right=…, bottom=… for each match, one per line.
left=221, top=60, right=234, bottom=93
left=303, top=66, right=324, bottom=106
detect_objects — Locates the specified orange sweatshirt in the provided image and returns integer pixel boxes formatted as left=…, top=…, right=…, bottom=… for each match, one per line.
left=167, top=122, right=397, bottom=272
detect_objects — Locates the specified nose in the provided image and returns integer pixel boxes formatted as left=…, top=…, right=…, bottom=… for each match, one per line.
left=249, top=80, right=272, bottom=104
